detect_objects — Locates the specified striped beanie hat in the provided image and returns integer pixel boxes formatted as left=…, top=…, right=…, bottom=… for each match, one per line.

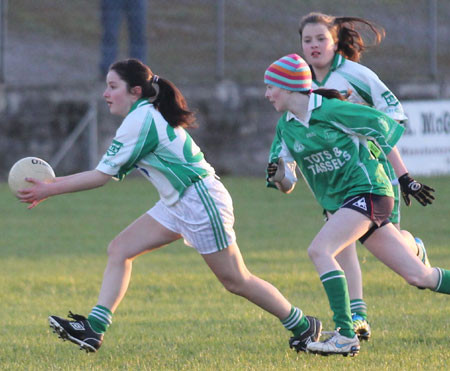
left=264, top=54, right=312, bottom=92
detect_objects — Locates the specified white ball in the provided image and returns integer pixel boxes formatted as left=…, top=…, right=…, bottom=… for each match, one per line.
left=8, top=157, right=55, bottom=196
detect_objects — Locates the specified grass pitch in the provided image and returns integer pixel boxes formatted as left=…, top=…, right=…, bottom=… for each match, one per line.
left=0, top=176, right=449, bottom=370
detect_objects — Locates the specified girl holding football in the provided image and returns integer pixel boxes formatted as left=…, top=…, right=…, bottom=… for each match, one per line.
left=297, top=12, right=431, bottom=340
left=18, top=58, right=321, bottom=353
left=264, top=54, right=446, bottom=357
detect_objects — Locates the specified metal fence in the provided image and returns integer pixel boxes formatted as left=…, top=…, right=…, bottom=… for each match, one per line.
left=1, top=0, right=449, bottom=88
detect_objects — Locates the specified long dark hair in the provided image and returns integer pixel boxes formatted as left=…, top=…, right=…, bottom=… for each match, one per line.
left=110, top=59, right=197, bottom=128
left=299, top=12, right=385, bottom=62
left=299, top=88, right=346, bottom=101
left=312, top=88, right=346, bottom=101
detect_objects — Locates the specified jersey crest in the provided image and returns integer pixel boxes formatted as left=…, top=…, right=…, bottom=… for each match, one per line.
left=106, top=139, right=123, bottom=156
left=293, top=140, right=305, bottom=153
left=381, top=91, right=399, bottom=107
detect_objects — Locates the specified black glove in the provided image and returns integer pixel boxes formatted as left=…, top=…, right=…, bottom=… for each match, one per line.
left=266, top=162, right=278, bottom=181
left=398, top=173, right=435, bottom=206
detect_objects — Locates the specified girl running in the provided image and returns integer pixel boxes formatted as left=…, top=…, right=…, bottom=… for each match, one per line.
left=264, top=54, right=445, bottom=357
left=18, top=58, right=321, bottom=353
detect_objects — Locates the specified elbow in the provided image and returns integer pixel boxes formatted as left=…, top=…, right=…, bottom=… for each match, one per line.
left=92, top=170, right=112, bottom=187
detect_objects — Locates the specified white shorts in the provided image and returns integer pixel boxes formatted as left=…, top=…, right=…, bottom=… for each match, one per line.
left=147, top=176, right=236, bottom=255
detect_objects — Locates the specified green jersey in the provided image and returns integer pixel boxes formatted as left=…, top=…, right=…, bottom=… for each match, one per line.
left=268, top=93, right=404, bottom=212
left=312, top=54, right=407, bottom=222
left=97, top=99, right=215, bottom=205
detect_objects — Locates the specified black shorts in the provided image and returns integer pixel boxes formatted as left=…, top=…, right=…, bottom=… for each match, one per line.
left=332, top=193, right=394, bottom=243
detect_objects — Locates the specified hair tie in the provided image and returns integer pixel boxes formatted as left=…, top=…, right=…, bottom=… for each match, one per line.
left=148, top=75, right=160, bottom=103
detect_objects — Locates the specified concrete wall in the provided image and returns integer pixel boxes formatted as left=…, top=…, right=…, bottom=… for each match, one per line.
left=1, top=80, right=448, bottom=180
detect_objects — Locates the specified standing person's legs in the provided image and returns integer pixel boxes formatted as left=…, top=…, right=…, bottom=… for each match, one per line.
left=100, top=0, right=123, bottom=76
left=126, top=0, right=147, bottom=62
left=202, top=242, right=321, bottom=352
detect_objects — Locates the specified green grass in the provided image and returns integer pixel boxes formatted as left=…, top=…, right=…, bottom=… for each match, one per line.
left=1, top=176, right=449, bottom=370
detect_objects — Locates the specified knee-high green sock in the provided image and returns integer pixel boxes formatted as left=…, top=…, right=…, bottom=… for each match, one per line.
left=321, top=270, right=355, bottom=338
left=350, top=299, right=368, bottom=320
left=87, top=305, right=113, bottom=334
left=281, top=306, right=309, bottom=337
left=433, top=268, right=450, bottom=294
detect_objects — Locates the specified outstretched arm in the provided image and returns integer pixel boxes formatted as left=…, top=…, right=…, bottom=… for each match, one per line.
left=386, top=146, right=408, bottom=178
left=18, top=169, right=112, bottom=209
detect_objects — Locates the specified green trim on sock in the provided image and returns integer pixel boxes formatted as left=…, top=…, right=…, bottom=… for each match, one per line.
left=350, top=299, right=368, bottom=320
left=281, top=306, right=309, bottom=336
left=321, top=270, right=355, bottom=338
left=96, top=305, right=112, bottom=316
left=88, top=305, right=113, bottom=334
left=281, top=306, right=297, bottom=326
left=433, top=268, right=450, bottom=294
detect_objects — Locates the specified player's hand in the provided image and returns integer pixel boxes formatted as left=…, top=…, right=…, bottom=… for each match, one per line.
left=17, top=177, right=49, bottom=209
left=266, top=162, right=278, bottom=181
left=398, top=173, right=435, bottom=206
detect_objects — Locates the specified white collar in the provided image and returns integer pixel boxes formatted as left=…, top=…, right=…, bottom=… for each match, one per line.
left=286, top=93, right=322, bottom=127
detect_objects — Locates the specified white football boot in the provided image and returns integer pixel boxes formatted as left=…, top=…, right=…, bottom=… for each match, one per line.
left=307, top=330, right=360, bottom=357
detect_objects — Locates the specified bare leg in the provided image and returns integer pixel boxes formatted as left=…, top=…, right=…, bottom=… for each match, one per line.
left=363, top=224, right=438, bottom=288
left=336, top=243, right=363, bottom=300
left=393, top=222, right=420, bottom=256
left=308, top=209, right=373, bottom=275
left=336, top=223, right=422, bottom=302
left=97, top=214, right=181, bottom=312
left=202, top=243, right=291, bottom=320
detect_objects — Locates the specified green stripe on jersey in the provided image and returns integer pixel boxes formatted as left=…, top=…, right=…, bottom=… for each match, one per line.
left=118, top=113, right=157, bottom=179
left=337, top=70, right=374, bottom=105
left=194, top=181, right=228, bottom=250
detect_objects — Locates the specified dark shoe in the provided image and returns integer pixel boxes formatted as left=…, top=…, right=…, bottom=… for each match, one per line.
left=48, top=311, right=103, bottom=353
left=289, top=316, right=322, bottom=352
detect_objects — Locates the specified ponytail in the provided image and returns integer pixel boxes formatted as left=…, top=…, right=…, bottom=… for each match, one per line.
left=334, top=17, right=385, bottom=62
left=149, top=77, right=197, bottom=129
left=312, top=88, right=346, bottom=101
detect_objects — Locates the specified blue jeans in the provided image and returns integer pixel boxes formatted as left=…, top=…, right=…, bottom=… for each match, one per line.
left=100, top=0, right=147, bottom=75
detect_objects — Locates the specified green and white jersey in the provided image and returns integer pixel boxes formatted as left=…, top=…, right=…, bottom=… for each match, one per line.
left=268, top=93, right=404, bottom=212
left=97, top=99, right=215, bottom=205
left=313, top=54, right=407, bottom=122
